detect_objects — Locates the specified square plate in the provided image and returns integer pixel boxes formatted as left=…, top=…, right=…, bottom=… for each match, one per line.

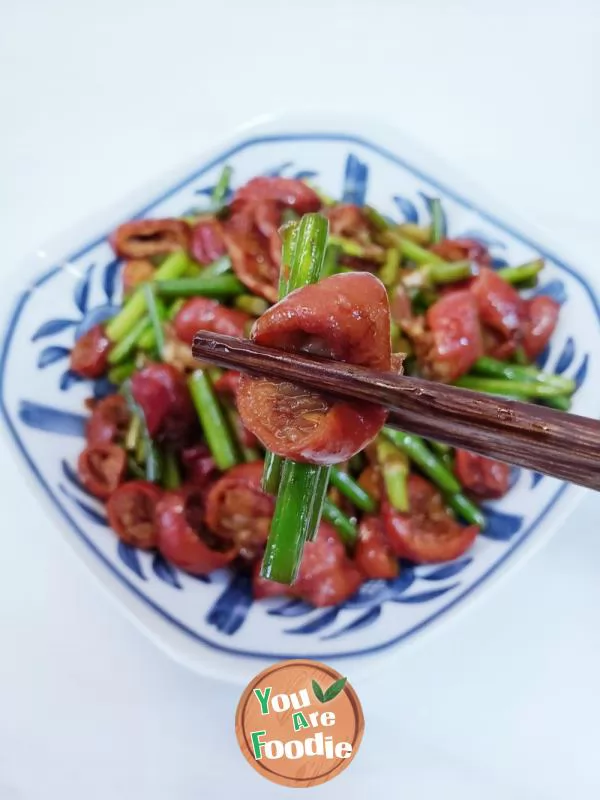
left=1, top=114, right=598, bottom=684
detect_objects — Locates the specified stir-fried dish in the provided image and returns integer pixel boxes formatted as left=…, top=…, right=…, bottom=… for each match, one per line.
left=69, top=170, right=575, bottom=607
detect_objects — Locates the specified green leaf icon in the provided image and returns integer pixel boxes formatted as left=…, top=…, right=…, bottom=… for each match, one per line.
left=312, top=679, right=325, bottom=703
left=323, top=677, right=347, bottom=703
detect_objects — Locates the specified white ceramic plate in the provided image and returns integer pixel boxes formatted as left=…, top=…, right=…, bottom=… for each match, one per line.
left=1, top=114, right=598, bottom=684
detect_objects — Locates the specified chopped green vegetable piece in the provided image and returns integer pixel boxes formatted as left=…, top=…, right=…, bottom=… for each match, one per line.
left=108, top=360, right=136, bottom=385
left=429, top=198, right=445, bottom=244
left=454, top=375, right=571, bottom=399
left=121, top=380, right=162, bottom=483
left=202, top=256, right=232, bottom=278
left=188, top=370, right=240, bottom=471
left=306, top=467, right=332, bottom=541
left=106, top=251, right=190, bottom=343
left=386, top=232, right=446, bottom=265
left=155, top=274, right=245, bottom=299
left=322, top=499, right=357, bottom=548
left=379, top=248, right=400, bottom=287
left=162, top=450, right=181, bottom=490
left=142, top=283, right=167, bottom=359
left=108, top=317, right=152, bottom=365
left=322, top=243, right=342, bottom=278
left=261, top=462, right=325, bottom=584
left=377, top=439, right=409, bottom=511
left=540, top=395, right=572, bottom=411
left=234, top=295, right=269, bottom=316
left=471, top=356, right=575, bottom=394
left=496, top=259, right=544, bottom=285
left=211, top=165, right=233, bottom=209
left=445, top=492, right=486, bottom=528
left=261, top=213, right=330, bottom=583
left=329, top=467, right=377, bottom=513
left=364, top=205, right=390, bottom=231
left=382, top=429, right=461, bottom=494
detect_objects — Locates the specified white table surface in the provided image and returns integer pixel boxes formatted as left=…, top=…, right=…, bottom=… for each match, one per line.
left=2, top=1, right=600, bottom=797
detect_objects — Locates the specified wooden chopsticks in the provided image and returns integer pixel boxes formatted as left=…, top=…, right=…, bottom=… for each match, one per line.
left=192, top=331, right=600, bottom=492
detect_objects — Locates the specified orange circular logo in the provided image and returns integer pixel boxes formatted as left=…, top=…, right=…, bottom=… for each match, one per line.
left=235, top=659, right=364, bottom=788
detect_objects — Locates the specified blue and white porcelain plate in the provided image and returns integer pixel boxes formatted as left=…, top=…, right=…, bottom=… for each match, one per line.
left=1, top=114, right=598, bottom=684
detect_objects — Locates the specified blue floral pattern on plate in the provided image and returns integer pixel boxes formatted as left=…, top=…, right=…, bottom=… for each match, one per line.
left=1, top=128, right=598, bottom=670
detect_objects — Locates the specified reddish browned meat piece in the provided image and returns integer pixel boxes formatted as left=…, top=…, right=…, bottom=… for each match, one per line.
left=254, top=522, right=362, bottom=607
left=237, top=272, right=392, bottom=465
left=471, top=267, right=526, bottom=340
left=86, top=394, right=130, bottom=446
left=130, top=363, right=196, bottom=446
left=204, top=462, right=275, bottom=559
left=111, top=219, right=190, bottom=259
left=383, top=474, right=479, bottom=563
left=222, top=206, right=280, bottom=303
left=78, top=443, right=126, bottom=500
left=454, top=450, right=511, bottom=500
left=354, top=516, right=399, bottom=580
left=156, top=485, right=237, bottom=574
left=521, top=295, right=560, bottom=360
left=292, top=522, right=362, bottom=607
left=180, top=445, right=218, bottom=490
left=190, top=219, right=227, bottom=265
left=122, top=259, right=155, bottom=293
left=173, top=297, right=249, bottom=345
left=107, top=481, right=163, bottom=549
left=413, top=290, right=484, bottom=381
left=70, top=324, right=112, bottom=378
left=430, top=237, right=492, bottom=266
left=232, top=177, right=321, bottom=214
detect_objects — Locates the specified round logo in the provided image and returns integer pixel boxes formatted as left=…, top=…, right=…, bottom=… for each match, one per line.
left=235, top=659, right=364, bottom=788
